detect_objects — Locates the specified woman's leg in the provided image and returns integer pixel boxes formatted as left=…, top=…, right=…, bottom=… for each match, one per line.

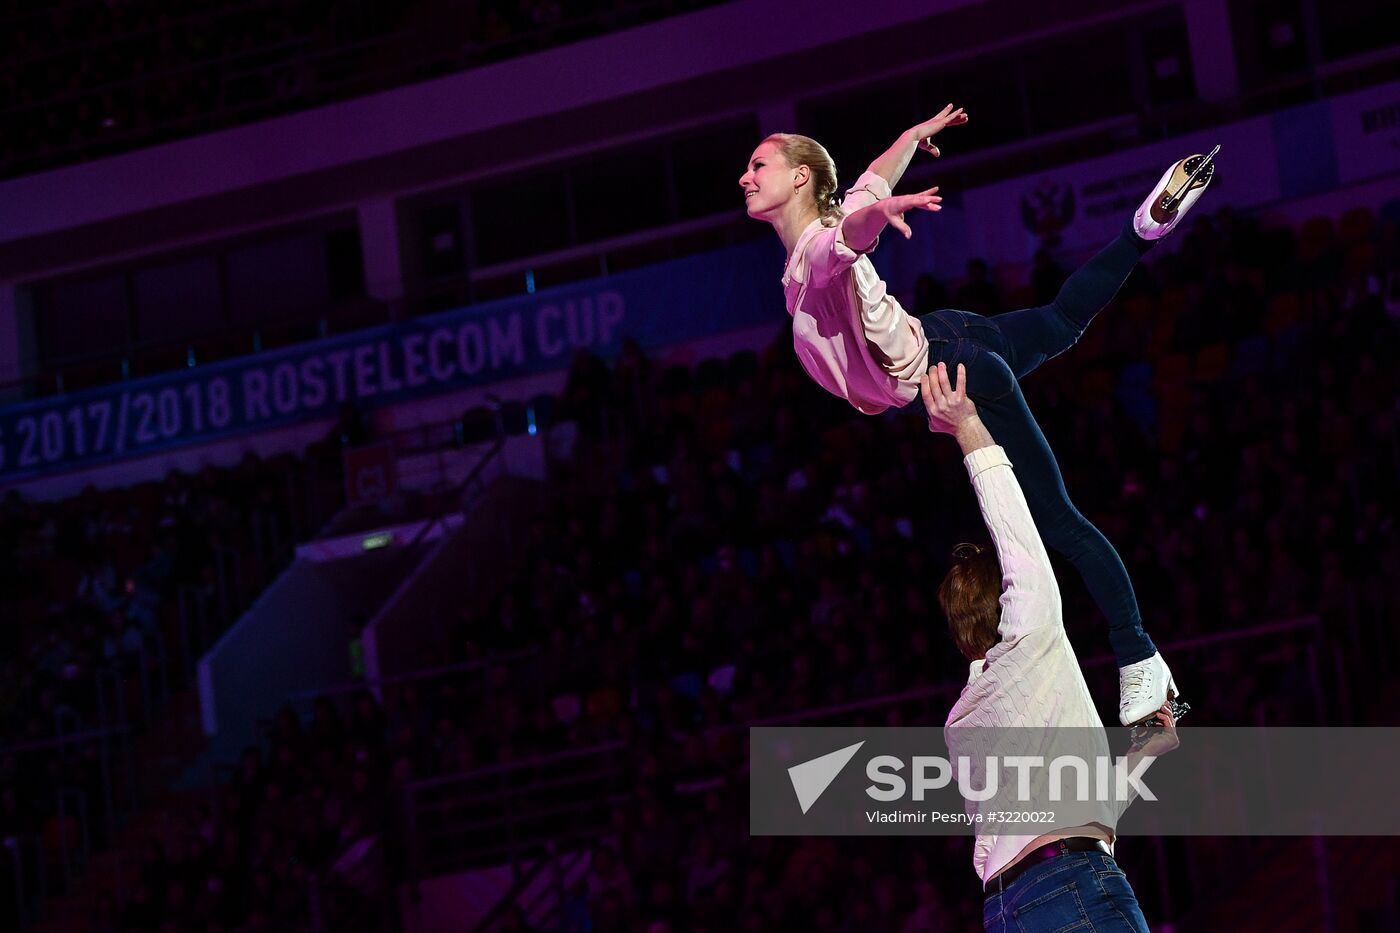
left=984, top=223, right=1155, bottom=379
left=929, top=333, right=1157, bottom=667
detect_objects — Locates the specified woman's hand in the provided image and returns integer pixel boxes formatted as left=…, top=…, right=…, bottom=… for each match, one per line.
left=909, top=104, right=968, bottom=157
left=875, top=186, right=942, bottom=239
left=919, top=362, right=978, bottom=434
left=866, top=104, right=967, bottom=190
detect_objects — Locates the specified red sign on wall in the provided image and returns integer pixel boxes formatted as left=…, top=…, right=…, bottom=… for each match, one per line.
left=343, top=442, right=396, bottom=507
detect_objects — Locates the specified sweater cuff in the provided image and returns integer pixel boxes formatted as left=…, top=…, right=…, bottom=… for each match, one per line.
left=963, top=445, right=1011, bottom=480
left=851, top=170, right=893, bottom=200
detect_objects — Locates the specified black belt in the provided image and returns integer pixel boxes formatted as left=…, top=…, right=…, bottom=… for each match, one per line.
left=986, top=837, right=1111, bottom=893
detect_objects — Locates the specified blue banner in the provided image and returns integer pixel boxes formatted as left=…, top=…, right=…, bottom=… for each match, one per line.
left=0, top=240, right=785, bottom=482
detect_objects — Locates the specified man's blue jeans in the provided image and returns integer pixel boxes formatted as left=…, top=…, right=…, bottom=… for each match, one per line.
left=917, top=225, right=1157, bottom=667
left=983, top=849, right=1150, bottom=931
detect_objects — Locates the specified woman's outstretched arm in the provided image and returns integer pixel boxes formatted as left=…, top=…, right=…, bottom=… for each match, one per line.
left=840, top=186, right=943, bottom=253
left=866, top=104, right=968, bottom=189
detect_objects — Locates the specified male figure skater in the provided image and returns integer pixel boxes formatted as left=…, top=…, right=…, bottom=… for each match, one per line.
left=919, top=361, right=1181, bottom=932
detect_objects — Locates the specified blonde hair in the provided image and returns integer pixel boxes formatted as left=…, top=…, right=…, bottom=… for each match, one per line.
left=763, top=133, right=843, bottom=227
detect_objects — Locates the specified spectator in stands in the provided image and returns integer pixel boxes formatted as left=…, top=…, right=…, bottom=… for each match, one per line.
left=684, top=830, right=732, bottom=908
left=332, top=399, right=371, bottom=449
left=1030, top=248, right=1068, bottom=306
left=912, top=272, right=950, bottom=315
left=956, top=257, right=1002, bottom=314
left=587, top=842, right=636, bottom=911
left=497, top=903, right=537, bottom=932
left=902, top=878, right=952, bottom=932
left=613, top=337, right=653, bottom=433
left=561, top=348, right=614, bottom=437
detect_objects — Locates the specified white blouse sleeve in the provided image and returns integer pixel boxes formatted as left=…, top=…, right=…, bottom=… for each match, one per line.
left=797, top=173, right=894, bottom=289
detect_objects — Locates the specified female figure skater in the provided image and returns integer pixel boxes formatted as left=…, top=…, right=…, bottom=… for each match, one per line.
left=738, top=106, right=1215, bottom=724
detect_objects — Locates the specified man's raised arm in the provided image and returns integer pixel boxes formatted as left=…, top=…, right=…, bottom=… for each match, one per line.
left=920, top=363, right=1062, bottom=639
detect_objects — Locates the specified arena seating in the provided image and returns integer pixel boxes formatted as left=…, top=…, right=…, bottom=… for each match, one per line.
left=6, top=201, right=1396, bottom=931
left=0, top=0, right=727, bottom=180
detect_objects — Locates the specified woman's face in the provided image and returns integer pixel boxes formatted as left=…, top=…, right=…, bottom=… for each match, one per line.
left=739, top=141, right=797, bottom=219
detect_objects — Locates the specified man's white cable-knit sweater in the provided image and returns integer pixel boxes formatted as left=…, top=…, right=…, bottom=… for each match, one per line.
left=944, top=446, right=1125, bottom=884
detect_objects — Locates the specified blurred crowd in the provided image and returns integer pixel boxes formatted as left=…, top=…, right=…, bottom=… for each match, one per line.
left=2, top=200, right=1397, bottom=931
left=0, top=449, right=350, bottom=928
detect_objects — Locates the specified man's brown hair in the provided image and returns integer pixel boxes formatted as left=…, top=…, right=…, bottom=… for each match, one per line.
left=938, top=544, right=1002, bottom=661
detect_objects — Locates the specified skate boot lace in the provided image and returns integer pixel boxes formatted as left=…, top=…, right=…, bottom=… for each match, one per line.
left=1121, top=665, right=1154, bottom=703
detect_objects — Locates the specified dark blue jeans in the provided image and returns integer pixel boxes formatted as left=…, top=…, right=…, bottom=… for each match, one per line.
left=918, top=224, right=1156, bottom=667
left=983, top=850, right=1150, bottom=932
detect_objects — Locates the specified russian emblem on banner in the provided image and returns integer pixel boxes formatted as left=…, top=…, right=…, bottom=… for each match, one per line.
left=1020, top=179, right=1077, bottom=247
left=343, top=442, right=396, bottom=507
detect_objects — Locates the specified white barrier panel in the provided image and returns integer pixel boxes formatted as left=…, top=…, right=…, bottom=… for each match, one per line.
left=1329, top=81, right=1400, bottom=186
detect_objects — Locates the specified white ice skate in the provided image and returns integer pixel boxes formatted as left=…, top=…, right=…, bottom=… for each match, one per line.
left=1133, top=145, right=1219, bottom=240
left=1119, top=651, right=1186, bottom=726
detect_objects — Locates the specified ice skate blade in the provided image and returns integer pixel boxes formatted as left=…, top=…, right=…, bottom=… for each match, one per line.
left=1157, top=144, right=1219, bottom=216
left=1128, top=698, right=1191, bottom=749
